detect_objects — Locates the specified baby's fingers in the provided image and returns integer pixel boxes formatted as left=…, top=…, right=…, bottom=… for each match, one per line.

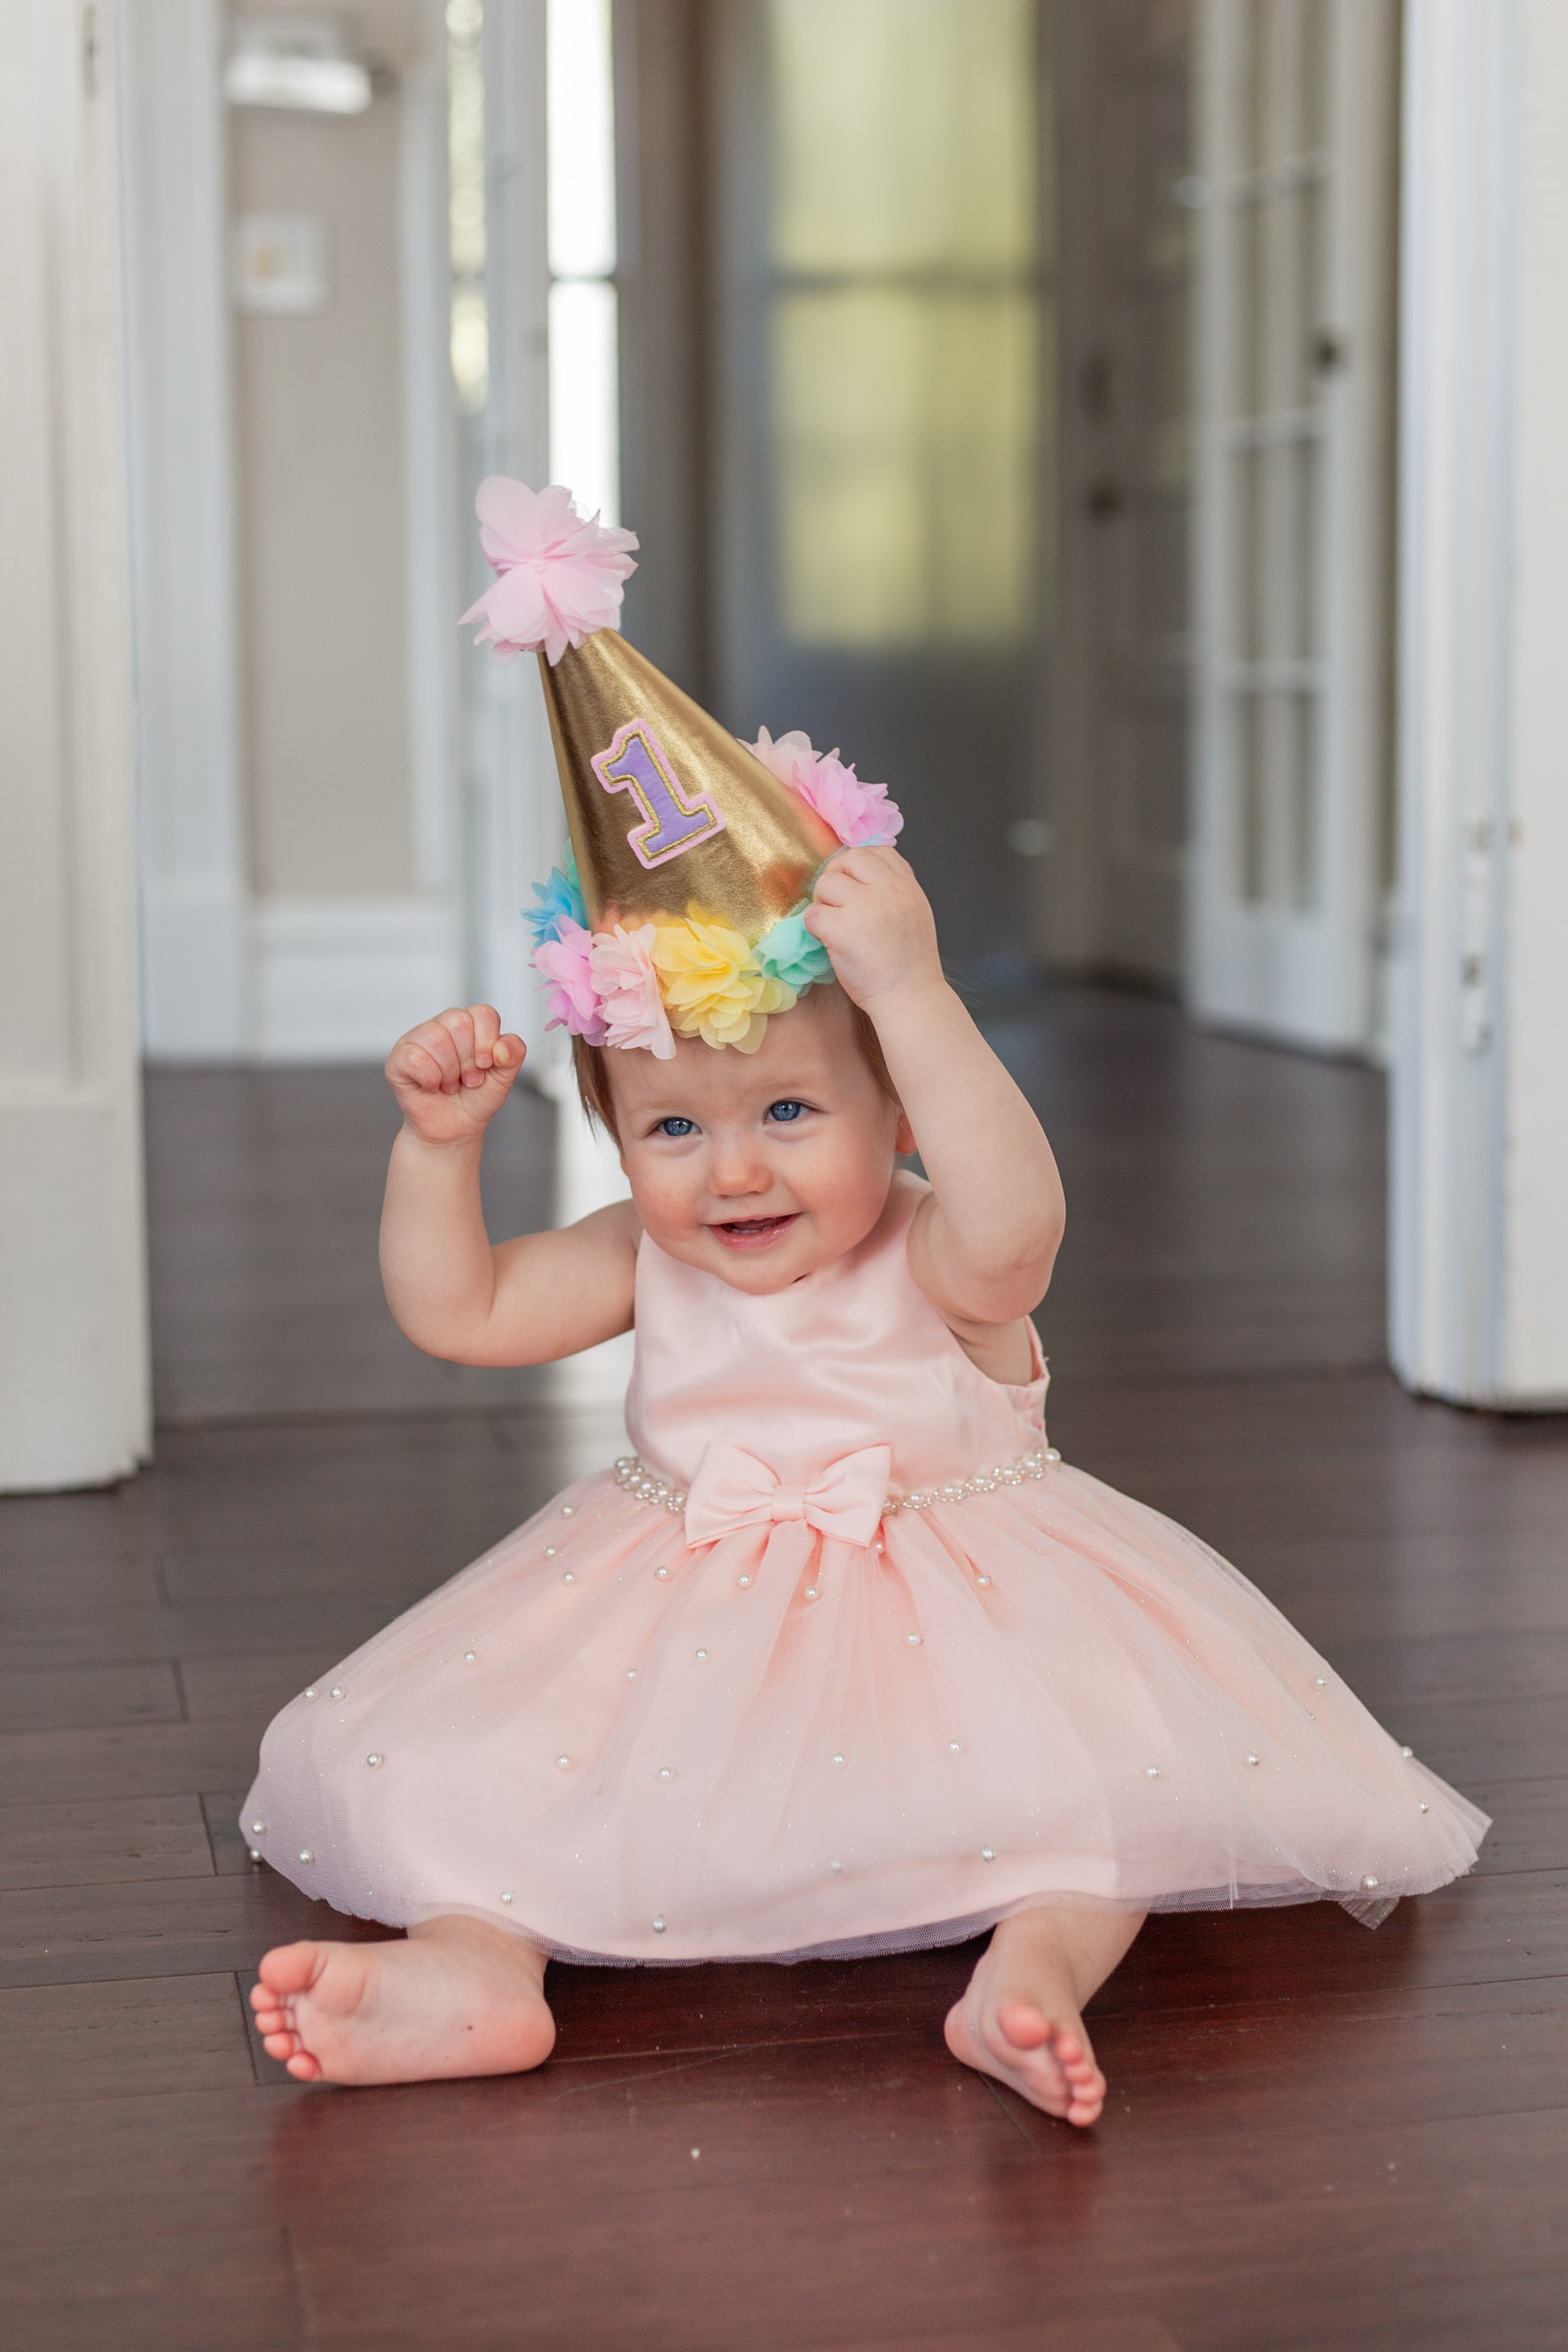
left=455, top=1003, right=504, bottom=1088
left=465, top=1032, right=526, bottom=1104
left=387, top=1017, right=464, bottom=1093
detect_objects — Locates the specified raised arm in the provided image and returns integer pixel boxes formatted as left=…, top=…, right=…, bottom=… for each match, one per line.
left=805, top=852, right=1065, bottom=1337
left=379, top=1004, right=639, bottom=1367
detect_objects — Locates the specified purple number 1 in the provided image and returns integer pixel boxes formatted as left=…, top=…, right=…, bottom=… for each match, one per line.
left=591, top=721, right=726, bottom=870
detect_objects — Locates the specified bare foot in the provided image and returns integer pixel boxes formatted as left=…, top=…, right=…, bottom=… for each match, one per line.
left=944, top=1901, right=1144, bottom=2128
left=249, top=1915, right=555, bottom=2085
left=946, top=1985, right=1105, bottom=2125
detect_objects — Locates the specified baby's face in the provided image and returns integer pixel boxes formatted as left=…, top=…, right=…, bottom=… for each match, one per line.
left=608, top=988, right=911, bottom=1293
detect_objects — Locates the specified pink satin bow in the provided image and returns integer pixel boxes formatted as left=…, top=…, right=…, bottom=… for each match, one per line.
left=684, top=1441, right=893, bottom=1551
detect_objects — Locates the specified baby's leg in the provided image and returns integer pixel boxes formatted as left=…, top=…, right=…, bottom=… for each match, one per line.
left=945, top=1901, right=1145, bottom=2127
left=250, top=1916, right=556, bottom=2086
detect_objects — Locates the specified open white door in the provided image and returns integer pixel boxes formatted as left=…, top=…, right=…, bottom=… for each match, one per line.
left=1188, top=0, right=1396, bottom=1050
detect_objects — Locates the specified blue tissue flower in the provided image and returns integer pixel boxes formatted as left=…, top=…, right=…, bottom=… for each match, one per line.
left=524, top=849, right=586, bottom=947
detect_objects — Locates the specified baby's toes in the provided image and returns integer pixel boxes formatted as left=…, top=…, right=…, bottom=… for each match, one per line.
left=1058, top=2044, right=1105, bottom=2123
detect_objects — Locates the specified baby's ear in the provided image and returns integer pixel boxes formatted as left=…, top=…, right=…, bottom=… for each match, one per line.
left=895, top=1109, right=917, bottom=1156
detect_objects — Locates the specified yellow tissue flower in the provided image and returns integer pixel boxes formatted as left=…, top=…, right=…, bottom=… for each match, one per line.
left=651, top=917, right=797, bottom=1053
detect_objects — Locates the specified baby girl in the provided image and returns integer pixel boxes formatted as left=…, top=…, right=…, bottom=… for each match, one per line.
left=242, top=484, right=1487, bottom=2125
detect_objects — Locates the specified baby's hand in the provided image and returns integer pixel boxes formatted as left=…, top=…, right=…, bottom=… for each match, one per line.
left=385, top=1004, right=526, bottom=1146
left=804, top=848, right=944, bottom=1013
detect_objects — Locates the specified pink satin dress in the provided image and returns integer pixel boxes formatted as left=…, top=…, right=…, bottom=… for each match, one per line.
left=242, top=1174, right=1487, bottom=1960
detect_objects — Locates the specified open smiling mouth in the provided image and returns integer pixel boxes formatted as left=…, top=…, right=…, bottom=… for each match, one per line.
left=710, top=1213, right=801, bottom=1248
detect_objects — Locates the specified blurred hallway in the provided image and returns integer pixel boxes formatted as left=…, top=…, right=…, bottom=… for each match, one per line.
left=4, top=996, right=1565, bottom=2349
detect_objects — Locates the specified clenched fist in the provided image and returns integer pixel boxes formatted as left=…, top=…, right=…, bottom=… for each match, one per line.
left=385, top=1004, right=526, bottom=1147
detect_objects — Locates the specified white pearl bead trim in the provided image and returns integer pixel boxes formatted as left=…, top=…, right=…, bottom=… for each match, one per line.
left=612, top=1442, right=1061, bottom=1525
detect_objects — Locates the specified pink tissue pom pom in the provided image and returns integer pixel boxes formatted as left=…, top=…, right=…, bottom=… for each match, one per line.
left=534, top=917, right=609, bottom=1045
left=461, top=479, right=639, bottom=667
left=748, top=726, right=904, bottom=850
left=590, top=925, right=676, bottom=1059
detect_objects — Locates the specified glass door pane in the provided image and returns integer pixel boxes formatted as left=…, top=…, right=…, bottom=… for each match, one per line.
left=709, top=0, right=1054, bottom=983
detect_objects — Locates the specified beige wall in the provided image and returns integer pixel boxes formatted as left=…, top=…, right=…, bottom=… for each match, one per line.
left=231, top=3, right=424, bottom=896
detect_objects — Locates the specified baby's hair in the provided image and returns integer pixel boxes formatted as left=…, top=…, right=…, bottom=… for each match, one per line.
left=570, top=988, right=900, bottom=1143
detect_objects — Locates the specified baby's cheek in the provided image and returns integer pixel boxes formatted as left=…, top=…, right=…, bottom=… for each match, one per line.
left=620, top=1153, right=697, bottom=1247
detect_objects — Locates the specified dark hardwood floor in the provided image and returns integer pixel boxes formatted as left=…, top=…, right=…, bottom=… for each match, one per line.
left=3, top=990, right=1564, bottom=2351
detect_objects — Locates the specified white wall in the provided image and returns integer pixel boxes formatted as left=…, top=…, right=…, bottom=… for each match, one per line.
left=1391, top=0, right=1568, bottom=1404
left=0, top=0, right=151, bottom=1490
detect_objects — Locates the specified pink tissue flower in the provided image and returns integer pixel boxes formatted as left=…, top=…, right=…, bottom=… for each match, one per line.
left=461, top=479, right=639, bottom=667
left=748, top=726, right=904, bottom=850
left=534, top=917, right=609, bottom=1045
left=590, top=924, right=675, bottom=1059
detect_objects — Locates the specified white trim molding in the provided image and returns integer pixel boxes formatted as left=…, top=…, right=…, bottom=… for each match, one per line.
left=0, top=0, right=152, bottom=1489
left=1391, top=0, right=1568, bottom=1404
left=254, top=897, right=464, bottom=1062
left=119, top=0, right=250, bottom=1058
left=401, top=33, right=464, bottom=902
left=470, top=0, right=555, bottom=1045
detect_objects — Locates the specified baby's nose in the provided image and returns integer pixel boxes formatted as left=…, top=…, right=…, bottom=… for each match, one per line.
left=708, top=1137, right=770, bottom=1194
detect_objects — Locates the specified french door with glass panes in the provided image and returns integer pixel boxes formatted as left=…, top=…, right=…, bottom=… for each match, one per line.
left=1189, top=0, right=1397, bottom=1050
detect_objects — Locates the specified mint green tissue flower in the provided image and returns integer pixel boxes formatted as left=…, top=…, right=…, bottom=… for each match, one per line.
left=756, top=909, right=833, bottom=994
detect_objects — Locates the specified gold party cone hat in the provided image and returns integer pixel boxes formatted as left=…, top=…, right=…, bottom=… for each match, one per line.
left=538, top=629, right=841, bottom=937
left=462, top=478, right=891, bottom=1051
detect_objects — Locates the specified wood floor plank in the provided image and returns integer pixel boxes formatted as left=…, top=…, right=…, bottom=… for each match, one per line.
left=0, top=1657, right=182, bottom=1734
left=1193, top=2269, right=1568, bottom=2352
left=0, top=1719, right=277, bottom=1805
left=0, top=1792, right=213, bottom=1892
left=1320, top=1627, right=1568, bottom=1709
left=160, top=1546, right=447, bottom=1605
left=1086, top=1878, right=1568, bottom=2022
left=3, top=1595, right=403, bottom=1675
left=1014, top=1978, right=1568, bottom=2144
left=0, top=1974, right=254, bottom=2104
left=0, top=1554, right=163, bottom=1619
left=0, top=1868, right=389, bottom=1988
left=1463, top=1778, right=1568, bottom=1875
left=180, top=1650, right=366, bottom=1727
left=272, top=2099, right=1568, bottom=2352
left=3, top=2226, right=305, bottom=2352
left=0, top=2084, right=305, bottom=2254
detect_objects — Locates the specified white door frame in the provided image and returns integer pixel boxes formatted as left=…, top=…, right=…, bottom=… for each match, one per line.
left=1188, top=0, right=1397, bottom=1052
left=118, top=0, right=249, bottom=1057
left=0, top=0, right=151, bottom=1490
left=467, top=0, right=556, bottom=1047
left=1390, top=0, right=1568, bottom=1406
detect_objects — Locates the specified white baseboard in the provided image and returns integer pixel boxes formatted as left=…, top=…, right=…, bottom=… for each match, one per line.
left=254, top=895, right=463, bottom=1062
left=0, top=1094, right=151, bottom=1491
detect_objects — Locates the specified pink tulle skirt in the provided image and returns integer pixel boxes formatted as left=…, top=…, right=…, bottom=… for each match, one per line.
left=242, top=1460, right=1488, bottom=1960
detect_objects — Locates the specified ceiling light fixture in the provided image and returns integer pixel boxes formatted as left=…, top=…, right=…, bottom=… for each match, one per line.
left=224, top=13, right=373, bottom=115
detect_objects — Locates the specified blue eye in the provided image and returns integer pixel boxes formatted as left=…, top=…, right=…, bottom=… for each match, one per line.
left=766, top=1100, right=808, bottom=1124
left=656, top=1115, right=698, bottom=1138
